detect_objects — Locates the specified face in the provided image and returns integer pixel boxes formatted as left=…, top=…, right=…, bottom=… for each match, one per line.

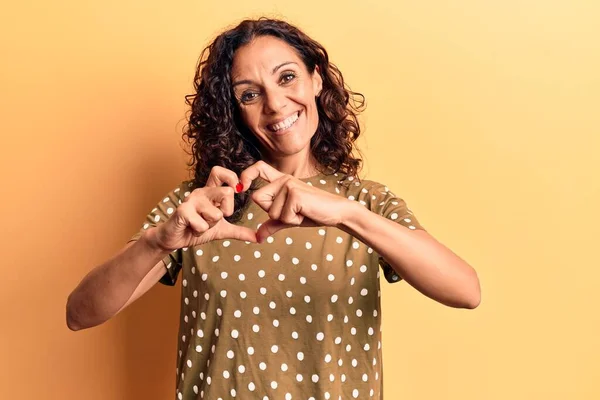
left=231, top=35, right=323, bottom=161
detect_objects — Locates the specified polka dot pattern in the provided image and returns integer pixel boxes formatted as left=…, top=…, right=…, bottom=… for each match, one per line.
left=129, top=173, right=426, bottom=399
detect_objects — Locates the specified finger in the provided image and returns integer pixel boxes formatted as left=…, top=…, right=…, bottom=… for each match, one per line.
left=239, top=160, right=285, bottom=192
left=267, top=183, right=289, bottom=221
left=217, top=222, right=258, bottom=243
left=251, top=176, right=290, bottom=213
left=178, top=203, right=210, bottom=235
left=205, top=166, right=240, bottom=191
left=204, top=186, right=235, bottom=217
left=194, top=197, right=224, bottom=224
left=279, top=188, right=302, bottom=225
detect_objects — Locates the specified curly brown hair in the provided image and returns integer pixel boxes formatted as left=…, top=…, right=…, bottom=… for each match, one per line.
left=182, top=17, right=365, bottom=223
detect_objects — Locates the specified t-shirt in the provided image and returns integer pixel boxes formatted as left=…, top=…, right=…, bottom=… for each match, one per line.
left=130, top=171, right=425, bottom=400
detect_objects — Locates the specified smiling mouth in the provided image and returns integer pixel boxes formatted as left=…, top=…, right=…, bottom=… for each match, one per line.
left=267, top=111, right=301, bottom=133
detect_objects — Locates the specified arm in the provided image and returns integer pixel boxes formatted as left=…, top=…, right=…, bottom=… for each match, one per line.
left=66, top=228, right=170, bottom=331
left=338, top=201, right=481, bottom=309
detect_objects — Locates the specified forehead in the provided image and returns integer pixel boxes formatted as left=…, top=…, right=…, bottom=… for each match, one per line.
left=231, top=35, right=304, bottom=78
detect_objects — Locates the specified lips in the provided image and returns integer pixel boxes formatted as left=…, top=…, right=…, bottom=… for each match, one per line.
left=266, top=111, right=301, bottom=133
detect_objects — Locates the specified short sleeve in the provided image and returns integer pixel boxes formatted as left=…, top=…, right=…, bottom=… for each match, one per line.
left=358, top=180, right=426, bottom=284
left=128, top=181, right=191, bottom=286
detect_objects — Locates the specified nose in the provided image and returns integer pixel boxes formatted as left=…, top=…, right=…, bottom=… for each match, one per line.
left=263, top=87, right=287, bottom=115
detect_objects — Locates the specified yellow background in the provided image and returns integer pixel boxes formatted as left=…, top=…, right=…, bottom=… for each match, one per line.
left=1, top=1, right=598, bottom=399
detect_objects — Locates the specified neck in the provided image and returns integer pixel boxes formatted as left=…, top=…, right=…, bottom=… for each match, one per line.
left=266, top=153, right=321, bottom=179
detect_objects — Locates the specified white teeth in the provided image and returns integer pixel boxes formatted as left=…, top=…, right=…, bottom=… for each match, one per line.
left=269, top=112, right=299, bottom=132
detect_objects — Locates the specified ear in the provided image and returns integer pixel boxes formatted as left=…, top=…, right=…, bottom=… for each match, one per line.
left=312, top=65, right=323, bottom=96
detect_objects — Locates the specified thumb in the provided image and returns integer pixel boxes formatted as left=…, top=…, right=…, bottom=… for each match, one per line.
left=217, top=222, right=258, bottom=243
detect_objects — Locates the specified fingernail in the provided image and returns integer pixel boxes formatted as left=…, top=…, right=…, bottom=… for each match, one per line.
left=235, top=183, right=243, bottom=193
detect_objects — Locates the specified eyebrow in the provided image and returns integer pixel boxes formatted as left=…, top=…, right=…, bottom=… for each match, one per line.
left=232, top=61, right=298, bottom=88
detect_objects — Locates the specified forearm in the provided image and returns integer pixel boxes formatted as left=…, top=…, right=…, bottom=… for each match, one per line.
left=66, top=228, right=170, bottom=330
left=338, top=202, right=481, bottom=309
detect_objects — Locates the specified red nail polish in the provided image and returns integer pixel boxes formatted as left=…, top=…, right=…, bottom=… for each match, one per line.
left=236, top=183, right=243, bottom=193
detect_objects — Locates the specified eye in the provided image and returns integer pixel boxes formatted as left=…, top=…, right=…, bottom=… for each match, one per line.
left=240, top=91, right=259, bottom=104
left=280, top=72, right=296, bottom=84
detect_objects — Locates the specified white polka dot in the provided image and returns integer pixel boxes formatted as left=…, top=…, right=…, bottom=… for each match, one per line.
left=296, top=374, right=303, bottom=382
left=290, top=307, right=296, bottom=315
left=253, top=324, right=260, bottom=333
left=292, top=257, right=300, bottom=265
left=267, top=236, right=274, bottom=243
left=348, top=195, right=355, bottom=201
left=368, top=327, right=374, bottom=335
left=348, top=297, right=354, bottom=304
left=318, top=229, right=326, bottom=235
left=312, top=374, right=319, bottom=383
left=292, top=331, right=299, bottom=339
left=259, top=362, right=267, bottom=370
left=154, top=215, right=161, bottom=222
left=214, top=329, right=219, bottom=337
left=271, top=345, right=279, bottom=353
left=316, top=332, right=324, bottom=341
left=239, top=273, right=246, bottom=281
left=238, top=365, right=245, bottom=373
left=360, top=288, right=368, bottom=296
left=350, top=277, right=355, bottom=285
left=221, top=271, right=228, bottom=279
left=271, top=381, right=278, bottom=389
left=248, top=382, right=255, bottom=391
left=227, top=350, right=234, bottom=359
left=231, top=330, right=239, bottom=339
left=220, top=290, right=227, bottom=298
left=212, top=256, right=219, bottom=262
left=223, top=370, right=230, bottom=379
left=336, top=236, right=343, bottom=243
left=390, top=212, right=398, bottom=220
left=353, top=389, right=359, bottom=398
left=166, top=207, right=174, bottom=215
left=300, top=276, right=307, bottom=284
left=286, top=290, right=293, bottom=298
left=253, top=307, right=260, bottom=315
left=326, top=254, right=333, bottom=261
left=286, top=237, right=293, bottom=245
left=409, top=225, right=416, bottom=230
left=248, top=212, right=254, bottom=220
left=182, top=279, right=188, bottom=287
left=258, top=269, right=266, bottom=278
left=306, top=315, right=312, bottom=323
left=327, top=314, right=333, bottom=321
left=248, top=347, right=255, bottom=355
left=297, top=352, right=304, bottom=360
left=273, top=253, right=280, bottom=261
left=304, top=295, right=311, bottom=303
left=201, top=273, right=208, bottom=281
left=234, top=255, right=241, bottom=262
left=234, top=310, right=241, bottom=318
left=143, top=223, right=149, bottom=230
left=278, top=274, right=285, bottom=281
left=260, top=287, right=267, bottom=295
left=360, top=265, right=367, bottom=273
left=356, top=309, right=363, bottom=317
left=351, top=327, right=357, bottom=335
left=331, top=294, right=338, bottom=303
left=269, top=301, right=276, bottom=309
left=346, top=344, right=352, bottom=352
left=254, top=251, right=261, bottom=258
left=192, top=290, right=198, bottom=298
left=311, top=264, right=318, bottom=271
left=374, top=310, right=378, bottom=317
left=364, top=343, right=370, bottom=351
left=273, top=319, right=280, bottom=327
left=325, top=354, right=332, bottom=363
left=240, top=291, right=247, bottom=299
left=328, top=274, right=335, bottom=281
left=344, top=315, right=349, bottom=323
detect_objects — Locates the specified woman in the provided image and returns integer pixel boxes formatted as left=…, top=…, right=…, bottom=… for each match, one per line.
left=66, top=17, right=480, bottom=399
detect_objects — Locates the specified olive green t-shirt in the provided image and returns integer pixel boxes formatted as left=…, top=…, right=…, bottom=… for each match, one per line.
left=130, top=171, right=425, bottom=400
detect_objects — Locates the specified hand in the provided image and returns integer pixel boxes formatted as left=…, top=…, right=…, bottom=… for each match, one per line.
left=239, top=161, right=353, bottom=242
left=153, top=166, right=257, bottom=251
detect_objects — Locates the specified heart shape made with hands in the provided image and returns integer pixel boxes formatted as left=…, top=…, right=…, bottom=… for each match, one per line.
left=207, top=161, right=329, bottom=244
